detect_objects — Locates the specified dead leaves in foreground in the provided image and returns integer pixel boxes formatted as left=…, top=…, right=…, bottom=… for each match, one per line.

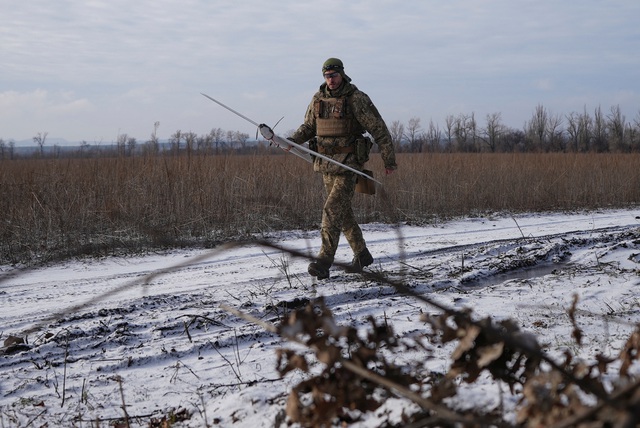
left=270, top=297, right=640, bottom=427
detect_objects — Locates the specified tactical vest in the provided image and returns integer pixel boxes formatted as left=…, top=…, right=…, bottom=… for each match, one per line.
left=314, top=97, right=358, bottom=137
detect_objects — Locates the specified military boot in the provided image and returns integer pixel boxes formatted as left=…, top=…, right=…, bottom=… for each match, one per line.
left=308, top=260, right=331, bottom=280
left=351, top=248, right=373, bottom=272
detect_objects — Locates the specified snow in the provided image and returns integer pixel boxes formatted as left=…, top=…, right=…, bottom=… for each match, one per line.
left=1, top=209, right=639, bottom=427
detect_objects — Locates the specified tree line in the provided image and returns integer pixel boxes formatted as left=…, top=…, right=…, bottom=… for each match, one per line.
left=0, top=124, right=255, bottom=160
left=2, top=103, right=639, bottom=160
left=390, top=104, right=640, bottom=153
left=116, top=123, right=253, bottom=158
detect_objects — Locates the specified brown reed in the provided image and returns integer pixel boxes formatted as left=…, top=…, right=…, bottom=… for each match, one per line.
left=1, top=152, right=639, bottom=264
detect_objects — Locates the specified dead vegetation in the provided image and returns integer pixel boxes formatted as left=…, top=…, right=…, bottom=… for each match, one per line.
left=1, top=152, right=639, bottom=265
left=226, top=260, right=640, bottom=427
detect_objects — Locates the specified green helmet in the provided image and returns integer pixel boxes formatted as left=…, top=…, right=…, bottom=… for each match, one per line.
left=322, top=58, right=344, bottom=74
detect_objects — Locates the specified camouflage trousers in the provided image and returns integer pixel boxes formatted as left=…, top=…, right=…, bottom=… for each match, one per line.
left=317, top=172, right=366, bottom=264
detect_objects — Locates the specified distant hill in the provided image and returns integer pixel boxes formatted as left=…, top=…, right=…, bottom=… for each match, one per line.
left=12, top=137, right=76, bottom=147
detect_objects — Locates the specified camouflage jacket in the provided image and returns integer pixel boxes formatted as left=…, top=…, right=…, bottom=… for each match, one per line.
left=290, top=80, right=397, bottom=175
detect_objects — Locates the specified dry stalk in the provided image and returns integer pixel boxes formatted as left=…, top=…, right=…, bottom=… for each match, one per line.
left=219, top=304, right=474, bottom=425
left=2, top=153, right=640, bottom=266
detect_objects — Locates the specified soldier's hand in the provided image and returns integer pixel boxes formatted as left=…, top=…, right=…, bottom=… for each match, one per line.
left=385, top=168, right=395, bottom=176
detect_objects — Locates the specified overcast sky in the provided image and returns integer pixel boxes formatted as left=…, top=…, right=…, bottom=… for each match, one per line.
left=1, top=0, right=639, bottom=143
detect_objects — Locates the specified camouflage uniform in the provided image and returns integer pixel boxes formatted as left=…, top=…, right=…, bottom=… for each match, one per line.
left=290, top=61, right=397, bottom=277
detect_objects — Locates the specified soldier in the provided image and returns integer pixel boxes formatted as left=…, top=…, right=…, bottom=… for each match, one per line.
left=290, top=57, right=397, bottom=280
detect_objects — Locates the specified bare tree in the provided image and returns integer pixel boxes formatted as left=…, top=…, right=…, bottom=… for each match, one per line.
left=546, top=113, right=565, bottom=152
left=33, top=131, right=48, bottom=157
left=195, top=134, right=208, bottom=152
left=234, top=131, right=250, bottom=151
left=147, top=121, right=160, bottom=154
left=210, top=128, right=225, bottom=154
left=625, top=122, right=638, bottom=152
left=607, top=105, right=626, bottom=152
left=79, top=140, right=90, bottom=157
left=425, top=120, right=442, bottom=152
left=226, top=130, right=237, bottom=150
left=480, top=112, right=503, bottom=152
left=184, top=131, right=197, bottom=158
left=443, top=115, right=455, bottom=152
left=454, top=114, right=475, bottom=152
left=126, top=137, right=137, bottom=156
left=566, top=112, right=580, bottom=152
left=526, top=104, right=548, bottom=151
left=170, top=130, right=183, bottom=155
left=389, top=120, right=404, bottom=152
left=468, top=112, right=479, bottom=152
left=577, top=107, right=593, bottom=152
left=592, top=105, right=608, bottom=152
left=503, top=129, right=526, bottom=152
left=224, top=130, right=251, bottom=151
left=404, top=117, right=422, bottom=152
left=116, top=133, right=127, bottom=157
left=632, top=110, right=640, bottom=152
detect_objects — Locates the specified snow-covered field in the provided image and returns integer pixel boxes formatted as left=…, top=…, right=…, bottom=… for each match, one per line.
left=1, top=209, right=639, bottom=427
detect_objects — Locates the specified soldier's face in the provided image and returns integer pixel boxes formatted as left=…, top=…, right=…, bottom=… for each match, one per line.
left=323, top=71, right=343, bottom=90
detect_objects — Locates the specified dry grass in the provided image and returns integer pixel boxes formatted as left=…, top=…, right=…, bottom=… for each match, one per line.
left=382, top=152, right=640, bottom=220
left=1, top=152, right=639, bottom=264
